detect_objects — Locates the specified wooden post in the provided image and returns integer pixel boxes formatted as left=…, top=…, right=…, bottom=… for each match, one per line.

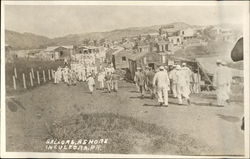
left=30, top=72, right=33, bottom=87
left=43, top=70, right=46, bottom=82
left=51, top=69, right=54, bottom=79
left=197, top=65, right=201, bottom=93
left=14, top=67, right=17, bottom=78
left=31, top=68, right=35, bottom=79
left=48, top=69, right=51, bottom=80
left=13, top=75, right=16, bottom=90
left=22, top=73, right=27, bottom=89
left=37, top=71, right=40, bottom=85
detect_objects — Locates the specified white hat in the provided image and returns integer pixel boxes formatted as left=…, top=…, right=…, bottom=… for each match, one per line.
left=137, top=67, right=142, bottom=70
left=182, top=63, right=186, bottom=66
left=216, top=59, right=222, bottom=64
left=159, top=66, right=164, bottom=70
left=221, top=61, right=227, bottom=65
left=176, top=65, right=181, bottom=70
left=216, top=59, right=227, bottom=65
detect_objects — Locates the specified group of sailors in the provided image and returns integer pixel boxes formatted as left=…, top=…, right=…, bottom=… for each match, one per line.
left=134, top=63, right=201, bottom=106
left=134, top=60, right=232, bottom=107
left=96, top=65, right=120, bottom=93
left=54, top=64, right=97, bottom=85
left=53, top=64, right=120, bottom=94
left=54, top=66, right=77, bottom=86
left=54, top=59, right=231, bottom=107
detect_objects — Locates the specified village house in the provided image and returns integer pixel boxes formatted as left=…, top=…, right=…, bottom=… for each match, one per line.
left=179, top=28, right=196, bottom=40
left=112, top=49, right=134, bottom=69
left=73, top=45, right=106, bottom=64
left=121, top=40, right=134, bottom=50
left=43, top=45, right=73, bottom=61
left=168, top=36, right=183, bottom=46
left=155, top=38, right=170, bottom=53
left=209, top=26, right=236, bottom=42
left=101, top=39, right=113, bottom=48
left=134, top=40, right=151, bottom=53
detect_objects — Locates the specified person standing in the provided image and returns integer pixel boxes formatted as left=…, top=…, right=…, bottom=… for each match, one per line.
left=182, top=63, right=192, bottom=92
left=153, top=66, right=170, bottom=106
left=146, top=67, right=156, bottom=99
left=97, top=70, right=105, bottom=90
left=143, top=66, right=150, bottom=91
left=192, top=69, right=201, bottom=93
left=54, top=66, right=62, bottom=84
left=169, top=65, right=178, bottom=98
left=86, top=75, right=95, bottom=94
left=111, top=71, right=120, bottom=92
left=213, top=60, right=232, bottom=106
left=105, top=72, right=112, bottom=93
left=71, top=70, right=77, bottom=86
left=176, top=65, right=191, bottom=105
left=134, top=68, right=141, bottom=92
left=134, top=67, right=146, bottom=98
left=63, top=66, right=69, bottom=84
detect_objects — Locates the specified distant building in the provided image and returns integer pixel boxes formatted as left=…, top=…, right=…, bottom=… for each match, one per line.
left=134, top=40, right=151, bottom=53
left=155, top=39, right=170, bottom=53
left=121, top=41, right=134, bottom=50
left=74, top=45, right=106, bottom=64
left=210, top=26, right=236, bottom=42
left=112, top=49, right=133, bottom=69
left=179, top=28, right=196, bottom=40
left=43, top=45, right=73, bottom=61
left=168, top=36, right=183, bottom=46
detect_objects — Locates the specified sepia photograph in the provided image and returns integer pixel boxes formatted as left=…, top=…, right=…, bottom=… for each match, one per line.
left=1, top=1, right=249, bottom=158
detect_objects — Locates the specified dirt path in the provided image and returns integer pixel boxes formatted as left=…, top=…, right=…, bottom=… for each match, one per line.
left=6, top=80, right=244, bottom=155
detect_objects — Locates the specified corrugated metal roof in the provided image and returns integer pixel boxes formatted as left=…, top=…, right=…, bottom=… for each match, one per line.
left=128, top=52, right=155, bottom=61
left=45, top=46, right=60, bottom=52
left=45, top=45, right=73, bottom=52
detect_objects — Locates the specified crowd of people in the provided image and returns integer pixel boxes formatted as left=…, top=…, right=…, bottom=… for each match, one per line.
left=134, top=60, right=232, bottom=107
left=53, top=59, right=232, bottom=107
left=134, top=63, right=198, bottom=106
left=53, top=63, right=120, bottom=94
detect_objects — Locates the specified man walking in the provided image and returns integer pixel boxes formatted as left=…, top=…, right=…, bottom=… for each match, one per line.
left=134, top=67, right=146, bottom=98
left=146, top=67, right=156, bottom=99
left=153, top=66, right=170, bottom=106
left=97, top=70, right=105, bottom=90
left=169, top=65, right=178, bottom=98
left=111, top=71, right=120, bottom=92
left=105, top=72, right=112, bottom=93
left=134, top=67, right=141, bottom=92
left=86, top=74, right=95, bottom=94
left=176, top=65, right=191, bottom=105
left=213, top=60, right=232, bottom=106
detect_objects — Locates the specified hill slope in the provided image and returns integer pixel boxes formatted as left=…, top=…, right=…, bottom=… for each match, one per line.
left=6, top=22, right=191, bottom=49
left=5, top=30, right=52, bottom=50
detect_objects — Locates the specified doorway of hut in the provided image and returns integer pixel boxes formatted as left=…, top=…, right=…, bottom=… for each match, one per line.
left=148, top=63, right=155, bottom=70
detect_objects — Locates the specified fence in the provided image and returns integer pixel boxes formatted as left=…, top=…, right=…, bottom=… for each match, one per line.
left=6, top=59, right=64, bottom=94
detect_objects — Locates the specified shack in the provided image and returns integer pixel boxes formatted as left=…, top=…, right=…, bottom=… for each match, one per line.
left=127, top=52, right=217, bottom=91
left=44, top=45, right=73, bottom=61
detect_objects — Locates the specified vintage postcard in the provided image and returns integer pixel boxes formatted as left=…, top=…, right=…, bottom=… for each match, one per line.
left=1, top=1, right=249, bottom=158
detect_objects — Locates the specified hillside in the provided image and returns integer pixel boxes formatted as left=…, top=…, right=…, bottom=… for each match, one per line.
left=5, top=30, right=52, bottom=50
left=6, top=22, right=191, bottom=49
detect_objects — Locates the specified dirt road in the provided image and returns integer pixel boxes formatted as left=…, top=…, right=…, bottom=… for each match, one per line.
left=6, top=80, right=244, bottom=155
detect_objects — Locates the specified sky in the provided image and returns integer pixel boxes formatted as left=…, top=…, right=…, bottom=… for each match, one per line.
left=4, top=4, right=246, bottom=38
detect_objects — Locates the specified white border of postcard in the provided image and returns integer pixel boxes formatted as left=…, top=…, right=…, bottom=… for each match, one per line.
left=1, top=1, right=249, bottom=158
